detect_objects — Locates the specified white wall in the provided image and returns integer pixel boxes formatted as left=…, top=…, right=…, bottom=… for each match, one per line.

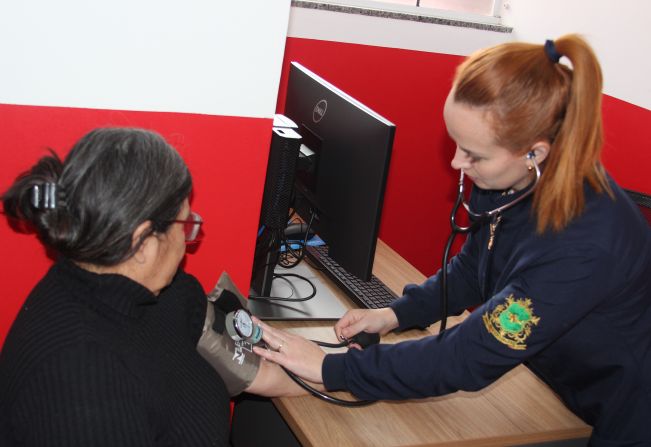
left=0, top=0, right=292, bottom=118
left=288, top=1, right=651, bottom=110
left=288, top=7, right=510, bottom=56
left=501, top=0, right=651, bottom=110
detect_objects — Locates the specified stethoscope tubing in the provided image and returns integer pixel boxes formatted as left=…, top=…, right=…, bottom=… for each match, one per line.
left=439, top=155, right=541, bottom=334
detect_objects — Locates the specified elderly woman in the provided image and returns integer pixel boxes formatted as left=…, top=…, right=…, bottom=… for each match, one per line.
left=0, top=128, right=301, bottom=446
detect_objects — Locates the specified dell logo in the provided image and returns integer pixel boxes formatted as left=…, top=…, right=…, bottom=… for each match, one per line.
left=313, top=100, right=327, bottom=123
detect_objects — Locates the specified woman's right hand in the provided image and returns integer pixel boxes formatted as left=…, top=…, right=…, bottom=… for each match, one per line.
left=334, top=307, right=399, bottom=341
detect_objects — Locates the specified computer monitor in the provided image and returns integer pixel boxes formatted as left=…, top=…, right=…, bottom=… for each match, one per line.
left=284, top=62, right=395, bottom=281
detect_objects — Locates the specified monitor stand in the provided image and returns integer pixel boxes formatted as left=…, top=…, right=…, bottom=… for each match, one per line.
left=247, top=261, right=347, bottom=320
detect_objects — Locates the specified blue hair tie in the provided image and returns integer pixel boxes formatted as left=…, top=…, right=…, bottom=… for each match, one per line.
left=544, top=39, right=563, bottom=63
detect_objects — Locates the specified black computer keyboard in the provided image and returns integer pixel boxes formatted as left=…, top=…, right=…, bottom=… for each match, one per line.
left=305, top=245, right=398, bottom=309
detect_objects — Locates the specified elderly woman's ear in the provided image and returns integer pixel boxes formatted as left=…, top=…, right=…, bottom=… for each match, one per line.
left=131, top=220, right=154, bottom=265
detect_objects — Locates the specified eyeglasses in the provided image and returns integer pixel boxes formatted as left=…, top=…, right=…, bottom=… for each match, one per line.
left=169, top=211, right=203, bottom=243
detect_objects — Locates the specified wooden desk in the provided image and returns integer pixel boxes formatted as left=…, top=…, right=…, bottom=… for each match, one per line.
left=271, top=240, right=592, bottom=446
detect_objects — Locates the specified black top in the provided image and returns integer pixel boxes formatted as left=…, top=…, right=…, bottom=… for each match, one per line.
left=323, top=178, right=651, bottom=445
left=1, top=260, right=231, bottom=446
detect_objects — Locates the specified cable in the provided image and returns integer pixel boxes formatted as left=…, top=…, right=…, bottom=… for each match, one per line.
left=251, top=210, right=319, bottom=301
left=248, top=273, right=317, bottom=302
left=277, top=210, right=316, bottom=268
left=311, top=339, right=347, bottom=349
left=281, top=366, right=375, bottom=407
left=278, top=238, right=305, bottom=268
left=229, top=311, right=376, bottom=406
left=438, top=230, right=458, bottom=334
left=274, top=337, right=377, bottom=407
left=253, top=208, right=375, bottom=406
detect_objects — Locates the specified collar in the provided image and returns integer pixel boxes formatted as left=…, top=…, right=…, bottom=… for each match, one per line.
left=470, top=185, right=533, bottom=215
left=55, top=258, right=158, bottom=318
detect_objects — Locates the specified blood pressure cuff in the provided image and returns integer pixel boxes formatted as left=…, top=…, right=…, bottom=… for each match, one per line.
left=197, top=271, right=260, bottom=396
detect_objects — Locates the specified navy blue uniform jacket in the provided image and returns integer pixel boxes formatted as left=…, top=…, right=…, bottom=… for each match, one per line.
left=323, top=179, right=651, bottom=446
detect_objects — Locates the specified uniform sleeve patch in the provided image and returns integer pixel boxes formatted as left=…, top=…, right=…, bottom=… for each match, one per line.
left=482, top=294, right=540, bottom=350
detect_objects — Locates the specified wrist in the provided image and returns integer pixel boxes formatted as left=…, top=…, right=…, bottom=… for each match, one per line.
left=381, top=307, right=399, bottom=332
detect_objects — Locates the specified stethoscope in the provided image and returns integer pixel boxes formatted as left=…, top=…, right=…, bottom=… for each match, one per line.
left=225, top=308, right=378, bottom=406
left=438, top=152, right=541, bottom=333
left=227, top=153, right=540, bottom=403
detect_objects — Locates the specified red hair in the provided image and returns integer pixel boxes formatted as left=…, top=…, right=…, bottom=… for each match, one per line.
left=453, top=34, right=611, bottom=232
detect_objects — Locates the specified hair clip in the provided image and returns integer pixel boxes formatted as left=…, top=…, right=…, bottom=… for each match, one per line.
left=544, top=39, right=563, bottom=64
left=31, top=183, right=57, bottom=210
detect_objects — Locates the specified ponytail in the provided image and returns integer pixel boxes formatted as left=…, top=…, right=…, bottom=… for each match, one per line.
left=532, top=35, right=611, bottom=232
left=453, top=34, right=611, bottom=232
left=2, top=150, right=73, bottom=247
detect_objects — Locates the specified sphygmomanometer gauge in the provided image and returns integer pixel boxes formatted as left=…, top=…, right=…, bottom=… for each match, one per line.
left=225, top=309, right=262, bottom=344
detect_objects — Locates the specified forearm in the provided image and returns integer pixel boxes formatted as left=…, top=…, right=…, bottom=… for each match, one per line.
left=322, top=313, right=502, bottom=400
left=392, top=239, right=482, bottom=330
left=244, top=359, right=323, bottom=397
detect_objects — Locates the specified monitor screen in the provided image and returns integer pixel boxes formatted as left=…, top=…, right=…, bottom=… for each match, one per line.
left=285, top=62, right=395, bottom=281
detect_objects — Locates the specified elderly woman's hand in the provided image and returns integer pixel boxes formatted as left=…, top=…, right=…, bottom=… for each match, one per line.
left=252, top=318, right=326, bottom=384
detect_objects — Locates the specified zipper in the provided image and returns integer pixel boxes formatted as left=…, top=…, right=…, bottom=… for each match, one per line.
left=487, top=214, right=502, bottom=251
left=480, top=213, right=502, bottom=301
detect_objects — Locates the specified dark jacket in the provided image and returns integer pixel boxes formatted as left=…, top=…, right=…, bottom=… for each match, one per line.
left=323, top=178, right=651, bottom=446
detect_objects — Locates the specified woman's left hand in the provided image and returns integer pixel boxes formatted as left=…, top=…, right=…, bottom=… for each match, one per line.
left=252, top=317, right=326, bottom=384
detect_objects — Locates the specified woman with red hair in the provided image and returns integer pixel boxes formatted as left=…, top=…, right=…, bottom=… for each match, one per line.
left=255, top=35, right=651, bottom=445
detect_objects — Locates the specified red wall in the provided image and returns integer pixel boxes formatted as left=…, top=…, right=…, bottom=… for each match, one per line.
left=0, top=104, right=272, bottom=345
left=3, top=38, right=649, bottom=346
left=277, top=38, right=466, bottom=278
left=601, top=97, right=651, bottom=193
left=277, top=37, right=651, bottom=278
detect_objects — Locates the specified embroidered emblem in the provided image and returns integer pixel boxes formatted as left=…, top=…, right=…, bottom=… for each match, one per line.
left=482, top=294, right=540, bottom=350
